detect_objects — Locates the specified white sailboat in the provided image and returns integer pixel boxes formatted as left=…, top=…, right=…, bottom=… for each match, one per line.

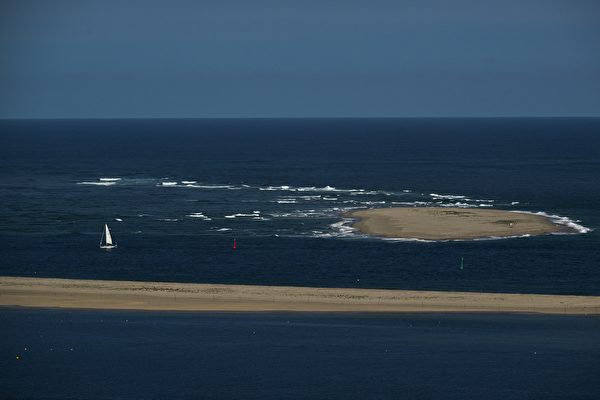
left=100, top=223, right=117, bottom=249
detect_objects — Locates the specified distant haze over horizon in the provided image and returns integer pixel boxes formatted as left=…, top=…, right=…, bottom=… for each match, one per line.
left=1, top=0, right=599, bottom=119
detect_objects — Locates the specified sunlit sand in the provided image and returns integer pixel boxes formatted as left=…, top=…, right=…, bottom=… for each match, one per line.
left=1, top=276, right=598, bottom=315
left=346, top=207, right=570, bottom=240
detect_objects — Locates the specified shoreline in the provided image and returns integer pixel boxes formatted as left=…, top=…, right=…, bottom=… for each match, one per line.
left=346, top=207, right=572, bottom=240
left=1, top=276, right=599, bottom=315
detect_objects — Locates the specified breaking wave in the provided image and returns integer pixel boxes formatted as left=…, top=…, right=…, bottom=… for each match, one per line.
left=187, top=212, right=212, bottom=221
left=77, top=181, right=117, bottom=186
left=511, top=211, right=591, bottom=234
left=72, top=178, right=591, bottom=241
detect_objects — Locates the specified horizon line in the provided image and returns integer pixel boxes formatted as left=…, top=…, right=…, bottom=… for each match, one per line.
left=2, top=116, right=600, bottom=121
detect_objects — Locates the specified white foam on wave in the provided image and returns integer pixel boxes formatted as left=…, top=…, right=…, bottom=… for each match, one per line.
left=216, top=228, right=232, bottom=232
left=381, top=237, right=436, bottom=243
left=437, top=202, right=472, bottom=208
left=224, top=211, right=261, bottom=219
left=181, top=180, right=197, bottom=184
left=430, top=193, right=467, bottom=200
left=115, top=218, right=123, bottom=222
left=159, top=182, right=178, bottom=187
left=99, top=177, right=122, bottom=182
left=187, top=212, right=211, bottom=220
left=77, top=181, right=117, bottom=186
left=329, top=220, right=357, bottom=236
left=313, top=219, right=359, bottom=238
left=270, top=206, right=359, bottom=220
left=184, top=184, right=239, bottom=190
left=511, top=210, right=591, bottom=234
left=260, top=185, right=291, bottom=191
left=472, top=234, right=533, bottom=241
left=276, top=199, right=297, bottom=204
left=349, top=191, right=379, bottom=196
left=158, top=218, right=179, bottom=222
left=390, top=201, right=431, bottom=206
left=259, top=184, right=379, bottom=195
left=511, top=201, right=520, bottom=205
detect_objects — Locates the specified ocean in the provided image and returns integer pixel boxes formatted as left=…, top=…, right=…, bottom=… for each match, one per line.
left=1, top=309, right=599, bottom=400
left=2, top=118, right=600, bottom=399
left=1, top=118, right=599, bottom=294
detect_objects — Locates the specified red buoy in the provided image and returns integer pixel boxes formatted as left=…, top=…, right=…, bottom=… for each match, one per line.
left=233, top=238, right=237, bottom=250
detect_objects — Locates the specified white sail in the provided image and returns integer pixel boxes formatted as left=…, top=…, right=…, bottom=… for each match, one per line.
left=104, top=224, right=113, bottom=245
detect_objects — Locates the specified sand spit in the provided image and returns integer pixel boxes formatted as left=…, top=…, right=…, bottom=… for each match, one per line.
left=346, top=207, right=572, bottom=240
left=1, top=276, right=599, bottom=315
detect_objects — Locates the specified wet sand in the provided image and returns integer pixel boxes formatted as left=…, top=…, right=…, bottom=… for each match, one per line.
left=1, top=276, right=599, bottom=314
left=347, top=207, right=567, bottom=240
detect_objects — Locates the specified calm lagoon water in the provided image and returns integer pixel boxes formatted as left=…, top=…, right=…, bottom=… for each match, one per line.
left=1, top=309, right=599, bottom=400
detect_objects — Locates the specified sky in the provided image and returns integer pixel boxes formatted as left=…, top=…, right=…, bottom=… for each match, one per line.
left=1, top=0, right=599, bottom=118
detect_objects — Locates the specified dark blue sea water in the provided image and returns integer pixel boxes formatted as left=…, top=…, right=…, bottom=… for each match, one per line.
left=1, top=309, right=599, bottom=400
left=1, top=118, right=600, bottom=294
left=2, top=119, right=600, bottom=399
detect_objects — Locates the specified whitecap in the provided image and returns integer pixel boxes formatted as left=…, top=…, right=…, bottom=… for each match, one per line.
left=181, top=180, right=197, bottom=184
left=328, top=219, right=358, bottom=236
left=99, top=177, right=122, bottom=182
left=184, top=184, right=234, bottom=189
left=473, top=234, right=533, bottom=241
left=430, top=193, right=467, bottom=200
left=115, top=218, right=123, bottom=222
left=381, top=237, right=436, bottom=243
left=276, top=199, right=297, bottom=204
left=349, top=191, right=378, bottom=196
left=77, top=181, right=116, bottom=186
left=437, top=202, right=472, bottom=208
left=511, top=211, right=591, bottom=234
left=159, top=182, right=178, bottom=186
left=260, top=185, right=291, bottom=191
left=391, top=201, right=430, bottom=206
left=187, top=212, right=211, bottom=220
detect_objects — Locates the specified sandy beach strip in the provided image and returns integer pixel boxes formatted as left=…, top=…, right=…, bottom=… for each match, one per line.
left=347, top=207, right=567, bottom=240
left=1, top=276, right=599, bottom=315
